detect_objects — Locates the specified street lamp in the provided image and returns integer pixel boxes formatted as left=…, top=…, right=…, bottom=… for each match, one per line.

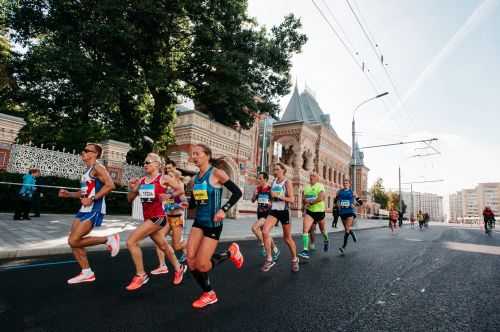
left=352, top=91, right=389, bottom=195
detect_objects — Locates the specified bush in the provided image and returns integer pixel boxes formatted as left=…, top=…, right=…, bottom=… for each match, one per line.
left=0, top=171, right=131, bottom=215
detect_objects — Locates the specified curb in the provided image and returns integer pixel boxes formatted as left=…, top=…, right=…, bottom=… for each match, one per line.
left=0, top=223, right=387, bottom=260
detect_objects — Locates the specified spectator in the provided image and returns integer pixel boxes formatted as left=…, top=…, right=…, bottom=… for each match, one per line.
left=31, top=171, right=43, bottom=217
left=13, top=168, right=40, bottom=220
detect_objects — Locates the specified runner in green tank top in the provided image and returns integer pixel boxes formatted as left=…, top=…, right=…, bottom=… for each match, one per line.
left=298, top=171, right=329, bottom=260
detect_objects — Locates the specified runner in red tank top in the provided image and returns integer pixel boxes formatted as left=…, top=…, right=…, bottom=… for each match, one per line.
left=125, top=153, right=186, bottom=291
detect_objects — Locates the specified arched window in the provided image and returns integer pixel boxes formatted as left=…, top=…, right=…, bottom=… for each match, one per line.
left=323, top=165, right=327, bottom=179
left=328, top=168, right=332, bottom=181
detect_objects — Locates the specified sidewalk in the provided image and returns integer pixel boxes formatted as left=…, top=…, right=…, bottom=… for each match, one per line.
left=0, top=213, right=388, bottom=259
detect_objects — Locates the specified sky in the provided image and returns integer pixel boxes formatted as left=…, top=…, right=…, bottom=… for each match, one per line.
left=248, top=0, right=500, bottom=215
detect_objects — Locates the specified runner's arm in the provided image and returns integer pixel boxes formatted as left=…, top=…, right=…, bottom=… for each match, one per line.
left=213, top=169, right=242, bottom=213
left=281, top=180, right=294, bottom=204
left=93, top=164, right=115, bottom=200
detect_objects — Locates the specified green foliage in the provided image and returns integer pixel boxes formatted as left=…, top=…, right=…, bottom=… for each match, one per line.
left=0, top=171, right=131, bottom=214
left=370, top=178, right=388, bottom=209
left=3, top=0, right=307, bottom=162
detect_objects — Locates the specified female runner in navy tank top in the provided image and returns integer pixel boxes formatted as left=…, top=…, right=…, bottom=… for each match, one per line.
left=187, top=144, right=244, bottom=309
left=125, top=153, right=186, bottom=291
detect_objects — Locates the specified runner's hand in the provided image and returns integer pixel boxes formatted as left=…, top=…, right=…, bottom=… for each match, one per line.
left=213, top=209, right=225, bottom=222
left=58, top=189, right=69, bottom=198
left=129, top=178, right=140, bottom=192
left=81, top=197, right=93, bottom=207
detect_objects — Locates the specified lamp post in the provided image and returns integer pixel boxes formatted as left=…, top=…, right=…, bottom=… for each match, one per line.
left=352, top=91, right=389, bottom=195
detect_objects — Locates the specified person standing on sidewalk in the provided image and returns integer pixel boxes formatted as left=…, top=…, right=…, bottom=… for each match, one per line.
left=30, top=172, right=43, bottom=217
left=298, top=171, right=329, bottom=260
left=261, top=162, right=299, bottom=273
left=417, top=210, right=424, bottom=230
left=14, top=168, right=39, bottom=220
left=337, top=179, right=362, bottom=255
left=332, top=198, right=339, bottom=228
left=251, top=171, right=280, bottom=260
left=126, top=153, right=186, bottom=291
left=58, top=144, right=120, bottom=285
left=186, top=144, right=244, bottom=309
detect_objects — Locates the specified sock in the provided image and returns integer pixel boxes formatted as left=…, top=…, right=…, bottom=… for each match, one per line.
left=106, top=236, right=112, bottom=245
left=272, top=245, right=279, bottom=253
left=191, top=269, right=212, bottom=292
left=211, top=250, right=230, bottom=267
left=82, top=268, right=93, bottom=276
left=343, top=232, right=349, bottom=248
left=322, top=231, right=328, bottom=241
left=302, top=233, right=310, bottom=251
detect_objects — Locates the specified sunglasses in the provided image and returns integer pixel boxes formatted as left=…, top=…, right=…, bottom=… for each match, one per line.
left=82, top=148, right=97, bottom=154
left=144, top=160, right=157, bottom=165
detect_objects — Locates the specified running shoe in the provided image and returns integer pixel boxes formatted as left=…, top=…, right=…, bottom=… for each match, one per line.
left=261, top=259, right=276, bottom=272
left=297, top=250, right=310, bottom=260
left=173, top=264, right=187, bottom=285
left=338, top=247, right=345, bottom=255
left=150, top=265, right=169, bottom=275
left=272, top=247, right=281, bottom=262
left=323, top=240, right=329, bottom=252
left=291, top=258, right=300, bottom=272
left=126, top=274, right=150, bottom=291
left=260, top=246, right=267, bottom=257
left=67, top=272, right=95, bottom=284
left=228, top=242, right=244, bottom=269
left=192, top=291, right=218, bottom=309
left=351, top=231, right=357, bottom=243
left=309, top=243, right=316, bottom=251
left=106, top=233, right=120, bottom=257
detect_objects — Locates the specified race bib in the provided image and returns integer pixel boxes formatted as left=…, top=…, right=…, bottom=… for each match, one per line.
left=257, top=194, right=270, bottom=205
left=193, top=182, right=209, bottom=203
left=340, top=200, right=351, bottom=208
left=80, top=182, right=88, bottom=198
left=139, top=184, right=155, bottom=202
left=305, top=194, right=317, bottom=203
left=271, top=186, right=284, bottom=198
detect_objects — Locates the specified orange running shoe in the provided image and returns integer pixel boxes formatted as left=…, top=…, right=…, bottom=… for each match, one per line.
left=228, top=242, right=244, bottom=269
left=125, top=274, right=149, bottom=291
left=172, top=264, right=187, bottom=285
left=192, top=291, right=218, bottom=309
left=150, top=265, right=169, bottom=275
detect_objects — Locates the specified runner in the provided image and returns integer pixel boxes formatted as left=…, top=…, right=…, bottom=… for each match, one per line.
left=298, top=171, right=329, bottom=260
left=59, top=143, right=120, bottom=284
left=150, top=169, right=189, bottom=275
left=337, top=178, right=362, bottom=255
left=186, top=144, right=244, bottom=309
left=389, top=205, right=399, bottom=234
left=261, top=163, right=299, bottom=272
left=417, top=210, right=424, bottom=230
left=410, top=214, right=416, bottom=229
left=125, top=153, right=186, bottom=291
left=251, top=172, right=280, bottom=260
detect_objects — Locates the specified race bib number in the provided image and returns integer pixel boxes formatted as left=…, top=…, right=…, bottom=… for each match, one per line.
left=193, top=182, right=209, bottom=203
left=340, top=200, right=351, bottom=208
left=257, top=194, right=270, bottom=205
left=139, top=184, right=155, bottom=202
left=305, top=194, right=316, bottom=203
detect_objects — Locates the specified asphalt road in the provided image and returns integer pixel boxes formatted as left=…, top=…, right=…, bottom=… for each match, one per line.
left=1, top=225, right=499, bottom=332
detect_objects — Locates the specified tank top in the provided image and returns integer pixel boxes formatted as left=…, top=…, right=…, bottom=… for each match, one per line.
left=79, top=165, right=106, bottom=214
left=337, top=189, right=354, bottom=215
left=139, top=174, right=166, bottom=220
left=193, top=167, right=222, bottom=227
left=271, top=178, right=288, bottom=211
left=256, top=185, right=272, bottom=214
left=164, top=186, right=186, bottom=215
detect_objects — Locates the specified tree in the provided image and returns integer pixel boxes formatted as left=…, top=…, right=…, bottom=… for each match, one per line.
left=370, top=178, right=388, bottom=209
left=4, top=0, right=307, bottom=161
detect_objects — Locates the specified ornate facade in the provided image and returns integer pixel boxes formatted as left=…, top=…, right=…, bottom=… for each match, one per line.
left=270, top=86, right=369, bottom=217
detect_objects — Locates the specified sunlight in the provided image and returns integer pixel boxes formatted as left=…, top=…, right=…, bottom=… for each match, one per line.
left=444, top=241, right=500, bottom=256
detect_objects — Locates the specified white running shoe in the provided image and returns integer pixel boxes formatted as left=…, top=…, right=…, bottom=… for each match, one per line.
left=107, top=233, right=120, bottom=257
left=150, top=265, right=169, bottom=275
left=67, top=272, right=96, bottom=284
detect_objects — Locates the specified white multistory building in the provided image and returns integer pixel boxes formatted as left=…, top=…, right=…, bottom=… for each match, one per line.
left=448, top=183, right=500, bottom=224
left=401, top=191, right=444, bottom=222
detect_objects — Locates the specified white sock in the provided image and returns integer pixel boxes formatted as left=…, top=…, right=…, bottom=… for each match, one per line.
left=106, top=236, right=112, bottom=245
left=82, top=268, right=93, bottom=276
